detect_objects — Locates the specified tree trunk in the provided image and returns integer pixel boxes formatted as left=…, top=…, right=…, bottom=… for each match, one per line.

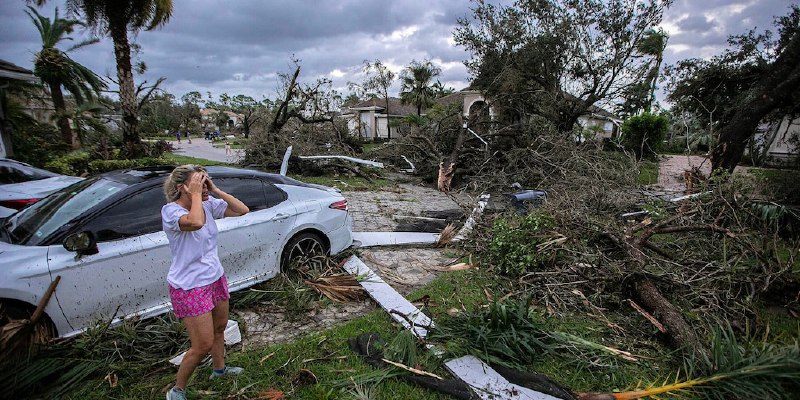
left=385, top=94, right=391, bottom=140
left=711, top=32, right=800, bottom=173
left=631, top=276, right=704, bottom=355
left=110, top=21, right=142, bottom=158
left=48, top=81, right=78, bottom=149
left=438, top=114, right=467, bottom=192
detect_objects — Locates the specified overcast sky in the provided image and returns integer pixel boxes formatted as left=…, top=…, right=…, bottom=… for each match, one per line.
left=0, top=0, right=795, bottom=104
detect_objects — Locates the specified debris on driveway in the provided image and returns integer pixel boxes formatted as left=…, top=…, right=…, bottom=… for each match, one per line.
left=342, top=256, right=433, bottom=340
left=298, top=155, right=384, bottom=168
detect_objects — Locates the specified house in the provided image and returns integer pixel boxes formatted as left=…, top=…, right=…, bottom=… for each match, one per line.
left=344, top=90, right=496, bottom=140
left=344, top=89, right=620, bottom=141
left=577, top=105, right=622, bottom=139
left=0, top=60, right=39, bottom=158
left=200, top=108, right=244, bottom=131
left=750, top=116, right=800, bottom=166
left=343, top=98, right=417, bottom=140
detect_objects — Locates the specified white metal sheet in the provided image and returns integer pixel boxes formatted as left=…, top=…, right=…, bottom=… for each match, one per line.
left=342, top=256, right=433, bottom=339
left=445, top=355, right=562, bottom=400
left=352, top=231, right=439, bottom=247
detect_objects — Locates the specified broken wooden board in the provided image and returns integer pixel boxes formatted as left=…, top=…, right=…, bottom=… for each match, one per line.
left=454, top=194, right=490, bottom=241
left=444, top=355, right=562, bottom=400
left=352, top=232, right=439, bottom=248
left=342, top=255, right=433, bottom=339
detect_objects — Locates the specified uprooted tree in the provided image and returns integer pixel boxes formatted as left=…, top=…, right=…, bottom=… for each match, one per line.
left=243, top=61, right=358, bottom=170
left=454, top=0, right=671, bottom=133
left=667, top=4, right=800, bottom=173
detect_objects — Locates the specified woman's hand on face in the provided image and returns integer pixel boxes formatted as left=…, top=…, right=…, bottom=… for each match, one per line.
left=205, top=174, right=219, bottom=194
left=183, top=173, right=206, bottom=197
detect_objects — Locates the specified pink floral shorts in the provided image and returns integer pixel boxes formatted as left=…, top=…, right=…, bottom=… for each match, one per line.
left=169, top=275, right=230, bottom=319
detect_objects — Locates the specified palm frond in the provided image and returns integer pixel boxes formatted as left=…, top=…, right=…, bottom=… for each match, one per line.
left=578, top=325, right=800, bottom=400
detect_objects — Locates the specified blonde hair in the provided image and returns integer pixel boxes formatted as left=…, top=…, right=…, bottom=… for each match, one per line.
left=163, top=164, right=207, bottom=202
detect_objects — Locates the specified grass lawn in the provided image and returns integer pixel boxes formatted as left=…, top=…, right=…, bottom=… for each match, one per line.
left=162, top=153, right=228, bottom=166
left=637, top=159, right=659, bottom=185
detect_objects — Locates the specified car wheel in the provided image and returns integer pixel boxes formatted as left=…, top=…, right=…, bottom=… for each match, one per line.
left=0, top=301, right=56, bottom=344
left=280, top=232, right=328, bottom=272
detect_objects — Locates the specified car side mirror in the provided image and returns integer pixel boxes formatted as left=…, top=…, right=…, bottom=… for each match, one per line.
left=63, top=231, right=98, bottom=256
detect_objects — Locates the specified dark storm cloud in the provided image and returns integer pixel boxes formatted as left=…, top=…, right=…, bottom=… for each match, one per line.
left=676, top=15, right=716, bottom=33
left=1, top=0, right=794, bottom=101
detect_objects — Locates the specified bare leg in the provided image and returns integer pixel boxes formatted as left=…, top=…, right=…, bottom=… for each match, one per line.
left=210, top=300, right=229, bottom=370
left=175, top=312, right=214, bottom=390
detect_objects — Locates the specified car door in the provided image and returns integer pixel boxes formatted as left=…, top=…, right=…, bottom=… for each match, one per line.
left=45, top=185, right=170, bottom=334
left=212, top=177, right=296, bottom=291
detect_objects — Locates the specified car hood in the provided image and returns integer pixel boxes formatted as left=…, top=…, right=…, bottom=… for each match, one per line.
left=0, top=176, right=84, bottom=200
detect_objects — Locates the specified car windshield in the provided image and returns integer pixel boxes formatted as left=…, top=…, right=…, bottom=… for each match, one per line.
left=0, top=160, right=59, bottom=184
left=2, top=178, right=126, bottom=246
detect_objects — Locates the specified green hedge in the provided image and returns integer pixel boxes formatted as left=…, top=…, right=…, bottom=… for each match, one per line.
left=620, top=113, right=668, bottom=160
left=44, top=154, right=171, bottom=176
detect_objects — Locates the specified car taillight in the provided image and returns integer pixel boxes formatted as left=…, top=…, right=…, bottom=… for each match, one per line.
left=329, top=200, right=348, bottom=211
left=0, top=198, right=41, bottom=210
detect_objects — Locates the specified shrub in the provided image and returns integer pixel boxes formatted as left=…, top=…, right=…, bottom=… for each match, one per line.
left=620, top=113, right=668, bottom=160
left=487, top=211, right=557, bottom=276
left=88, top=157, right=167, bottom=174
left=44, top=153, right=92, bottom=176
left=10, top=123, right=69, bottom=167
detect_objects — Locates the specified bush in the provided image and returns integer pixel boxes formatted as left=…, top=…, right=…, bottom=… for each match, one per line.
left=44, top=153, right=92, bottom=176
left=88, top=157, right=168, bottom=174
left=620, top=113, right=668, bottom=160
left=487, top=211, right=557, bottom=276
left=10, top=123, right=69, bottom=167
left=43, top=154, right=170, bottom=176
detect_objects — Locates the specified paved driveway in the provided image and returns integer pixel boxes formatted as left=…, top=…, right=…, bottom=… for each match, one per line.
left=171, top=139, right=243, bottom=164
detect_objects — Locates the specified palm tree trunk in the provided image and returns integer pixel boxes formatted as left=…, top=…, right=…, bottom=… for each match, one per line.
left=110, top=21, right=142, bottom=158
left=48, top=81, right=78, bottom=149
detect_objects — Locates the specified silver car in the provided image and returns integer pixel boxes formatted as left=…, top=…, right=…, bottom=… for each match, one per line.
left=0, top=166, right=352, bottom=338
left=0, top=158, right=83, bottom=218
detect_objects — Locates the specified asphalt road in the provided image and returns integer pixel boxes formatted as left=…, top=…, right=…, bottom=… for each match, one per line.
left=171, top=138, right=243, bottom=164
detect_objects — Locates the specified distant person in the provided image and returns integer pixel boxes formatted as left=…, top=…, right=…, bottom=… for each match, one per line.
left=176, top=132, right=181, bottom=143
left=162, top=165, right=249, bottom=400
left=186, top=131, right=192, bottom=144
left=224, top=142, right=231, bottom=155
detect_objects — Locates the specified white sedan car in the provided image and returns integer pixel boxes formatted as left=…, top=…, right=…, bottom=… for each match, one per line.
left=0, top=166, right=352, bottom=338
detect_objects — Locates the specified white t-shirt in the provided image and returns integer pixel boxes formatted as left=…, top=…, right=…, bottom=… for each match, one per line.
left=161, top=197, right=228, bottom=290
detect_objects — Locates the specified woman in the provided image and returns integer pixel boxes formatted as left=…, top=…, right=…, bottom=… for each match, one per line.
left=162, top=165, right=249, bottom=400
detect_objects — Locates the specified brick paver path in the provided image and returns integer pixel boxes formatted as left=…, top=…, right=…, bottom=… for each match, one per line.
left=657, top=155, right=712, bottom=191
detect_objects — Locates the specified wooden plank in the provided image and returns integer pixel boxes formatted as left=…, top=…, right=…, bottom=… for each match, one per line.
left=444, top=355, right=562, bottom=400
left=342, top=256, right=433, bottom=339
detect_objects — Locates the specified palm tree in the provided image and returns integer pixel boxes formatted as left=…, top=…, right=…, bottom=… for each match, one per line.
left=34, top=0, right=173, bottom=157
left=27, top=6, right=105, bottom=149
left=637, top=29, right=669, bottom=113
left=399, top=60, right=442, bottom=116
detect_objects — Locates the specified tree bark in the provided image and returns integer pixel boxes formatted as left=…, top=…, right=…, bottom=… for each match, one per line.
left=48, top=81, right=77, bottom=149
left=711, top=32, right=800, bottom=173
left=438, top=114, right=468, bottom=192
left=110, top=20, right=142, bottom=158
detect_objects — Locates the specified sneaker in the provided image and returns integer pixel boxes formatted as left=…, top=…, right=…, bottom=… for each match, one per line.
left=209, top=366, right=244, bottom=380
left=166, top=387, right=187, bottom=400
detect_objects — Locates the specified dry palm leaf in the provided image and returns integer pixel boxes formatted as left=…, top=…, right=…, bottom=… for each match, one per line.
left=304, top=273, right=365, bottom=303
left=0, top=276, right=61, bottom=358
left=436, top=223, right=457, bottom=246
left=436, top=262, right=474, bottom=272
